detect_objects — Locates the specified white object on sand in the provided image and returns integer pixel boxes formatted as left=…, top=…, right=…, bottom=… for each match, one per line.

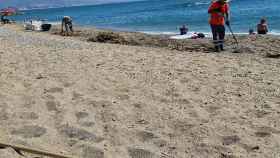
left=32, top=20, right=43, bottom=31
left=170, top=34, right=193, bottom=39
left=24, top=20, right=43, bottom=31
left=170, top=32, right=211, bottom=39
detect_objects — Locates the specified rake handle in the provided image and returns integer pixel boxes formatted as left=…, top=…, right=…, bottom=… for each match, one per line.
left=0, top=142, right=73, bottom=158
left=227, top=24, right=239, bottom=45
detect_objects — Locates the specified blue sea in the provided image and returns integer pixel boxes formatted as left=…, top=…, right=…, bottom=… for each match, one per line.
left=12, top=0, right=280, bottom=35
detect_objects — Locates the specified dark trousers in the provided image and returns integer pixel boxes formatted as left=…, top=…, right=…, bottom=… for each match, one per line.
left=258, top=30, right=267, bottom=35
left=65, top=22, right=73, bottom=32
left=211, top=25, right=225, bottom=50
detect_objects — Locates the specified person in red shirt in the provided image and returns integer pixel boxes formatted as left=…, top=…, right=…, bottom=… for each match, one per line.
left=208, top=0, right=230, bottom=52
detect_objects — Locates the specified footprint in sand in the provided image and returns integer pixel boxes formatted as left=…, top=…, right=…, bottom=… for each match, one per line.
left=45, top=94, right=56, bottom=100
left=176, top=98, right=191, bottom=105
left=22, top=96, right=36, bottom=109
left=222, top=135, right=241, bottom=146
left=11, top=125, right=47, bottom=138
left=0, top=102, right=8, bottom=120
left=165, top=88, right=180, bottom=98
left=173, top=121, right=195, bottom=134
left=117, top=94, right=130, bottom=100
left=255, top=131, right=272, bottom=137
left=63, top=82, right=74, bottom=88
left=57, top=124, right=103, bottom=142
left=136, top=131, right=167, bottom=148
left=44, top=87, right=64, bottom=93
left=205, top=106, right=221, bottom=116
left=137, top=131, right=157, bottom=142
left=82, top=146, right=104, bottom=158
left=72, top=91, right=84, bottom=100
left=254, top=126, right=280, bottom=138
left=128, top=148, right=155, bottom=158
left=254, top=110, right=271, bottom=118
left=17, top=112, right=39, bottom=120
left=88, top=100, right=113, bottom=108
left=180, top=77, right=190, bottom=84
left=75, top=112, right=89, bottom=120
left=45, top=100, right=60, bottom=112
left=133, top=103, right=143, bottom=109
left=0, top=110, right=8, bottom=121
left=75, top=112, right=95, bottom=127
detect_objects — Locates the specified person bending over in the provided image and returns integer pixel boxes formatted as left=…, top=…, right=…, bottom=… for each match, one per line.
left=61, top=16, right=73, bottom=35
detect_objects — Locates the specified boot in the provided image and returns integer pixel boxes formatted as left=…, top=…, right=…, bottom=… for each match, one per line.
left=214, top=46, right=220, bottom=52
left=220, top=44, right=224, bottom=51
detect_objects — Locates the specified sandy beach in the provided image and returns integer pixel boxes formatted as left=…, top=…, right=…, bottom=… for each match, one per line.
left=0, top=24, right=280, bottom=158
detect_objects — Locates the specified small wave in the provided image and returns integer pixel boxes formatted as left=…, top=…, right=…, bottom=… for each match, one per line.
left=140, top=30, right=280, bottom=37
left=48, top=21, right=61, bottom=25
left=194, top=2, right=210, bottom=6
left=141, top=31, right=177, bottom=35
left=227, top=32, right=280, bottom=36
left=141, top=31, right=212, bottom=39
left=269, top=30, right=280, bottom=35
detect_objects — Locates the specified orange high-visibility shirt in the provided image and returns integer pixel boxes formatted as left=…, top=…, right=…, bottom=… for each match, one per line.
left=208, top=2, right=229, bottom=25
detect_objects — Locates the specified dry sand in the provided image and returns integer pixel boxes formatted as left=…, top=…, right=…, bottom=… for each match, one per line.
left=0, top=24, right=280, bottom=158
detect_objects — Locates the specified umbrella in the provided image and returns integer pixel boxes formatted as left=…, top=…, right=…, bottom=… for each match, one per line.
left=0, top=7, right=18, bottom=16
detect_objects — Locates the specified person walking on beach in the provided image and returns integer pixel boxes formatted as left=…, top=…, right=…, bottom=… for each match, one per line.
left=61, top=16, right=73, bottom=36
left=257, top=18, right=268, bottom=35
left=208, top=0, right=230, bottom=52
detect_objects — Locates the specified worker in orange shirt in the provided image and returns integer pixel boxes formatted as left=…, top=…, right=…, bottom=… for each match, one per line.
left=208, top=0, right=230, bottom=52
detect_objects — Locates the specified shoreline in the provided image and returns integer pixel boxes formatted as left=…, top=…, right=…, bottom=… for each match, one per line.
left=43, top=22, right=280, bottom=37
left=13, top=20, right=280, bottom=37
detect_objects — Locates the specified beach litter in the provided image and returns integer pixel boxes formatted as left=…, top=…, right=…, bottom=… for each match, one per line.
left=87, top=30, right=214, bottom=52
left=88, top=31, right=127, bottom=44
left=51, top=25, right=278, bottom=56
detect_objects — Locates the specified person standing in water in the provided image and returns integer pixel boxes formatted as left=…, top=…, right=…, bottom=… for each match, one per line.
left=257, top=18, right=268, bottom=35
left=208, top=0, right=230, bottom=52
left=179, top=25, right=188, bottom=35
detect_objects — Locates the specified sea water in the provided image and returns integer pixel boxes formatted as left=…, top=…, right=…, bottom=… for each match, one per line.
left=12, top=0, right=280, bottom=35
